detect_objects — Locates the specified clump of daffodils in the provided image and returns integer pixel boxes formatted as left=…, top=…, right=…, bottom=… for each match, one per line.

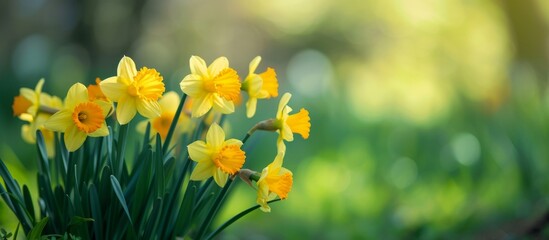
left=4, top=55, right=311, bottom=239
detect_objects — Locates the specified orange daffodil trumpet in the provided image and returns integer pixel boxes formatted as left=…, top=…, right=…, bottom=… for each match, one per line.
left=241, top=56, right=279, bottom=118
left=188, top=123, right=246, bottom=187
left=44, top=83, right=111, bottom=152
left=100, top=56, right=165, bottom=125
left=180, top=56, right=241, bottom=118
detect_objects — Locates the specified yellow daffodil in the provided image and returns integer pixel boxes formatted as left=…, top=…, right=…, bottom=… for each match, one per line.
left=256, top=152, right=293, bottom=212
left=44, top=83, right=111, bottom=152
left=180, top=56, right=241, bottom=118
left=100, top=56, right=165, bottom=124
left=137, top=91, right=194, bottom=141
left=242, top=56, right=279, bottom=118
left=12, top=79, right=45, bottom=121
left=13, top=79, right=63, bottom=157
left=188, top=123, right=245, bottom=187
left=274, top=92, right=311, bottom=143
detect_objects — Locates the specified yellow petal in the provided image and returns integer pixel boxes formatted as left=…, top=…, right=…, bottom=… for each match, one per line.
left=117, top=56, right=137, bottom=82
left=21, top=124, right=35, bottom=143
left=206, top=123, right=225, bottom=149
left=136, top=99, right=161, bottom=119
left=190, top=160, right=214, bottom=181
left=281, top=123, right=294, bottom=142
left=180, top=74, right=205, bottom=97
left=249, top=56, right=261, bottom=75
left=34, top=78, right=45, bottom=94
left=65, top=83, right=89, bottom=110
left=100, top=77, right=127, bottom=102
left=136, top=120, right=149, bottom=134
left=94, top=100, right=113, bottom=117
left=44, top=110, right=72, bottom=132
left=257, top=177, right=271, bottom=212
left=224, top=138, right=243, bottom=147
left=208, top=57, right=229, bottom=77
left=64, top=124, right=87, bottom=152
left=213, top=168, right=228, bottom=187
left=247, top=75, right=263, bottom=96
left=190, top=56, right=208, bottom=77
left=191, top=95, right=213, bottom=118
left=246, top=97, right=257, bottom=118
left=19, top=88, right=35, bottom=104
left=270, top=151, right=285, bottom=170
left=188, top=141, right=211, bottom=162
left=88, top=124, right=109, bottom=137
left=212, top=95, right=234, bottom=114
left=159, top=91, right=179, bottom=112
left=116, top=95, right=137, bottom=125
left=277, top=93, right=292, bottom=119
left=276, top=138, right=287, bottom=154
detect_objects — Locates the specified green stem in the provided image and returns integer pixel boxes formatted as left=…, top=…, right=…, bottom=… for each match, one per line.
left=163, top=94, right=188, bottom=154
left=205, top=199, right=281, bottom=240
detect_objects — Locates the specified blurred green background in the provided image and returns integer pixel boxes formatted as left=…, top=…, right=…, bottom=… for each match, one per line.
left=2, top=0, right=549, bottom=239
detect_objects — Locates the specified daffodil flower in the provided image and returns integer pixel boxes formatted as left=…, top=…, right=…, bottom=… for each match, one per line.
left=12, top=79, right=45, bottom=121
left=13, top=79, right=63, bottom=157
left=256, top=152, right=293, bottom=212
left=100, top=56, right=165, bottom=125
left=137, top=91, right=193, bottom=141
left=242, top=56, right=279, bottom=118
left=188, top=123, right=245, bottom=187
left=180, top=56, right=241, bottom=118
left=44, top=83, right=111, bottom=152
left=274, top=92, right=311, bottom=144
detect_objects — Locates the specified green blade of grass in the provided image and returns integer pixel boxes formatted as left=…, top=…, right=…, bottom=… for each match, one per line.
left=27, top=217, right=48, bottom=240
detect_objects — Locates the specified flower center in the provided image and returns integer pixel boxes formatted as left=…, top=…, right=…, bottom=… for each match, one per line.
left=129, top=67, right=165, bottom=101
left=12, top=95, right=33, bottom=116
left=72, top=102, right=105, bottom=134
left=205, top=68, right=241, bottom=101
left=152, top=112, right=174, bottom=139
left=259, top=67, right=279, bottom=98
left=212, top=144, right=245, bottom=175
left=286, top=108, right=311, bottom=139
left=267, top=172, right=293, bottom=199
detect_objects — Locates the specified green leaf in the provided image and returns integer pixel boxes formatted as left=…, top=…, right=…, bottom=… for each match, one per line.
left=205, top=199, right=282, bottom=240
left=162, top=93, right=187, bottom=153
left=171, top=183, right=197, bottom=237
left=195, top=179, right=234, bottom=240
left=89, top=184, right=103, bottom=240
left=110, top=175, right=133, bottom=226
left=154, top=134, right=165, bottom=197
left=68, top=216, right=94, bottom=226
left=35, top=131, right=50, bottom=179
left=27, top=217, right=48, bottom=240
left=22, top=185, right=35, bottom=223
left=13, top=223, right=20, bottom=240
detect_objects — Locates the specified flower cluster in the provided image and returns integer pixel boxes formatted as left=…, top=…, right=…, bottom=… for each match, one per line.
left=11, top=54, right=311, bottom=237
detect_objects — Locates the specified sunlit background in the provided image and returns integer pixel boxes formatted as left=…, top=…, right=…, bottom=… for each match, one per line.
left=2, top=0, right=549, bottom=238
